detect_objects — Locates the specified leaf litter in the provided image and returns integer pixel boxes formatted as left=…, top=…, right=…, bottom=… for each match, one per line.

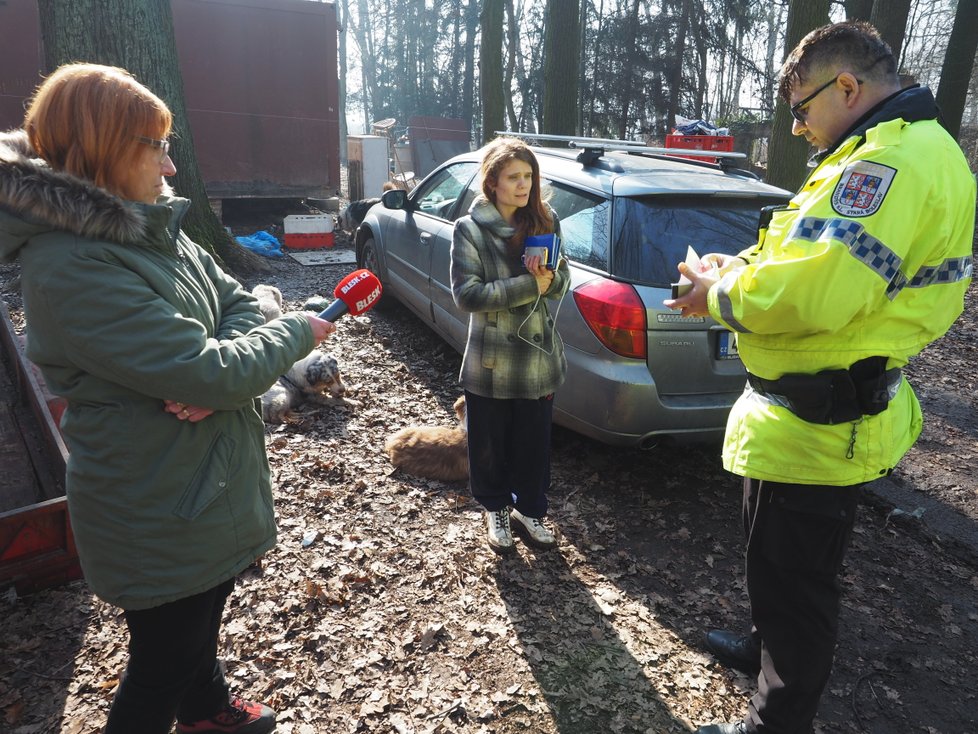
left=1, top=236, right=977, bottom=733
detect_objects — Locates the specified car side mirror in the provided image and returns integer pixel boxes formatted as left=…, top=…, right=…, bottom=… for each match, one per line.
left=382, top=188, right=409, bottom=210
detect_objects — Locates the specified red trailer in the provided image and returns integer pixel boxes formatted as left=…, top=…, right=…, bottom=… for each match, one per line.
left=0, top=0, right=341, bottom=200
left=0, top=302, right=77, bottom=595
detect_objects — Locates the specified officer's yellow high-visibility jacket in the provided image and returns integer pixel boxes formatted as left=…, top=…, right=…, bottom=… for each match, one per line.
left=709, top=86, right=975, bottom=485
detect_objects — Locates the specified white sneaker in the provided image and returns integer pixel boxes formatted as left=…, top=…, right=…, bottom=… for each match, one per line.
left=510, top=509, right=556, bottom=549
left=485, top=509, right=515, bottom=554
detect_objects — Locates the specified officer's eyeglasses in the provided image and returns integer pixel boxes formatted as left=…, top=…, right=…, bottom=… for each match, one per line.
left=790, top=76, right=853, bottom=123
left=135, top=136, right=171, bottom=162
left=790, top=53, right=891, bottom=124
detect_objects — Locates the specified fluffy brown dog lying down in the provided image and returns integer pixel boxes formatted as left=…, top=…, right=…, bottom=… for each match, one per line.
left=385, top=396, right=468, bottom=481
left=261, top=352, right=357, bottom=423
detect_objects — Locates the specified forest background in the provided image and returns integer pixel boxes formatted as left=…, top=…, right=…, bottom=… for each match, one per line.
left=33, top=0, right=978, bottom=264
left=336, top=0, right=978, bottom=194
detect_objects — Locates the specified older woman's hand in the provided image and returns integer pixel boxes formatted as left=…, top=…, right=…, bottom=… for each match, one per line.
left=164, top=400, right=215, bottom=423
left=303, top=313, right=337, bottom=343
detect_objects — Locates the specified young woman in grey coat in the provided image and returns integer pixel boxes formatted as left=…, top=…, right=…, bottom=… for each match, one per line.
left=450, top=138, right=570, bottom=554
left=0, top=63, right=335, bottom=734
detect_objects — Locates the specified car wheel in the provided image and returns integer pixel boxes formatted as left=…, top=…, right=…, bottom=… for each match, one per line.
left=358, top=236, right=382, bottom=276
left=357, top=236, right=394, bottom=312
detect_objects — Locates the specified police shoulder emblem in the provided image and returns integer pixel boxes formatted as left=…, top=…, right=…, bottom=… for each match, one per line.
left=831, top=161, right=897, bottom=217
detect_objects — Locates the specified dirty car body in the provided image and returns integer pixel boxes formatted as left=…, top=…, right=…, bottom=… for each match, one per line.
left=356, top=143, right=791, bottom=448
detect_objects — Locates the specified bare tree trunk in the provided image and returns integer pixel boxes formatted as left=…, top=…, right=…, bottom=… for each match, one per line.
left=422, top=1, right=438, bottom=113
left=354, top=0, right=375, bottom=134
left=448, top=0, right=463, bottom=117
left=665, top=0, right=692, bottom=132
left=870, top=0, right=912, bottom=63
left=504, top=0, right=521, bottom=131
left=935, top=0, right=978, bottom=139
left=480, top=0, right=506, bottom=143
left=337, top=0, right=350, bottom=166
left=717, top=7, right=745, bottom=121
left=762, top=3, right=784, bottom=114
left=618, top=0, right=642, bottom=139
left=526, top=18, right=547, bottom=132
left=510, top=0, right=537, bottom=132
left=765, top=0, right=830, bottom=192
left=541, top=0, right=581, bottom=137
left=462, top=0, right=479, bottom=138
left=729, top=11, right=747, bottom=119
left=693, top=19, right=708, bottom=119
left=398, top=2, right=417, bottom=120
left=844, top=0, right=874, bottom=21
left=586, top=0, right=606, bottom=137
left=577, top=0, right=588, bottom=135
left=36, top=0, right=264, bottom=273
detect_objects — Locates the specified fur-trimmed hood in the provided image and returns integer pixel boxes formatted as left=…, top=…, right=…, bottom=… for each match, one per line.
left=0, top=128, right=179, bottom=262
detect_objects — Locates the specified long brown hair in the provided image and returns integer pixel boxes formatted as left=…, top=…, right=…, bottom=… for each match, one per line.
left=24, top=63, right=172, bottom=201
left=480, top=137, right=553, bottom=252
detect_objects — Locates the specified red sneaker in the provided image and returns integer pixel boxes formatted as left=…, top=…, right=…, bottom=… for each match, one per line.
left=176, top=696, right=276, bottom=733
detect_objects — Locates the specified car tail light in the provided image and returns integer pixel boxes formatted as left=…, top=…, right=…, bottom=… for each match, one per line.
left=572, top=278, right=647, bottom=359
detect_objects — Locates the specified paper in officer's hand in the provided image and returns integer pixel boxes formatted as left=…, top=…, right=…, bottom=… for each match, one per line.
left=671, top=246, right=703, bottom=299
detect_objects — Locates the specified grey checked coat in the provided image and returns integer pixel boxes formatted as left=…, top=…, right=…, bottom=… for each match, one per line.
left=451, top=196, right=570, bottom=400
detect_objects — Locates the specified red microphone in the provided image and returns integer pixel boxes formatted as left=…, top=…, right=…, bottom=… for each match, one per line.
left=317, top=269, right=383, bottom=321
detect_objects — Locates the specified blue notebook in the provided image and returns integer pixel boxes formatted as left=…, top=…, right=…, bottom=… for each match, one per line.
left=522, top=233, right=561, bottom=269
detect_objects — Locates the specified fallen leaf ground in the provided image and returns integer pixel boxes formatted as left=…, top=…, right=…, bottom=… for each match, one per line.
left=1, top=228, right=976, bottom=734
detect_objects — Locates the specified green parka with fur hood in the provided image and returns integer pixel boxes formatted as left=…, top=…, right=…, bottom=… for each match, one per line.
left=0, top=130, right=315, bottom=610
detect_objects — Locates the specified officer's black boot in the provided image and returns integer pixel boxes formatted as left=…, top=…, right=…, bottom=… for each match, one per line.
left=704, top=629, right=761, bottom=675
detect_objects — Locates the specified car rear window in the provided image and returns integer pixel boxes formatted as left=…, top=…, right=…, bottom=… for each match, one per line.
left=543, top=180, right=610, bottom=271
left=611, top=196, right=787, bottom=286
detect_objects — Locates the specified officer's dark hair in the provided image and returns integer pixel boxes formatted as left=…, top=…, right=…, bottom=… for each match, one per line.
left=778, top=21, right=898, bottom=103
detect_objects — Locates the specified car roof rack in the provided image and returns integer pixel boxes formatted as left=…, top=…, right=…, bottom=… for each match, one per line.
left=496, top=131, right=637, bottom=165
left=495, top=131, right=748, bottom=171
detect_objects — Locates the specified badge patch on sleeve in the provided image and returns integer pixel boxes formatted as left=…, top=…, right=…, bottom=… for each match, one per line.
left=831, top=161, right=897, bottom=217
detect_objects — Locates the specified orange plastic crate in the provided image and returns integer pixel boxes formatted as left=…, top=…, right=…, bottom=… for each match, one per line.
left=665, top=134, right=734, bottom=152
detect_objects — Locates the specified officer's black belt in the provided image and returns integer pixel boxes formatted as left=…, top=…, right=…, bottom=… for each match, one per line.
left=746, top=356, right=902, bottom=425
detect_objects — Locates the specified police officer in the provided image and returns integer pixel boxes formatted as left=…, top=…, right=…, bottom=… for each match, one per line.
left=665, top=21, right=975, bottom=734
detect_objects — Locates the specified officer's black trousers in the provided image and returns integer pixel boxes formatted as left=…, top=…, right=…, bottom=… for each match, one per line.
left=742, top=478, right=860, bottom=734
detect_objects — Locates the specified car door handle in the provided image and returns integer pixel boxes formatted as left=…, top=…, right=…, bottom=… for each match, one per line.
left=419, top=233, right=433, bottom=246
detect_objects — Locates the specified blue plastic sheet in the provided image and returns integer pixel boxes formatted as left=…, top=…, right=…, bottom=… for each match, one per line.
left=235, top=231, right=284, bottom=258
left=674, top=119, right=718, bottom=135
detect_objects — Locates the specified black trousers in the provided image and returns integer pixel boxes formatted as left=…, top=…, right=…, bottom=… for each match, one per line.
left=742, top=478, right=860, bottom=734
left=103, top=577, right=235, bottom=733
left=463, top=390, right=554, bottom=518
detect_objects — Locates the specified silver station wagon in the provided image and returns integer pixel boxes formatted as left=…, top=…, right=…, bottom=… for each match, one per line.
left=355, top=135, right=792, bottom=448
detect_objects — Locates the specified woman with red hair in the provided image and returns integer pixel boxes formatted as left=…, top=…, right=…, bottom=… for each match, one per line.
left=0, top=63, right=335, bottom=733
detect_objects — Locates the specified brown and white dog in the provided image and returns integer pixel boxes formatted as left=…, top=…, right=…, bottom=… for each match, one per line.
left=261, top=352, right=354, bottom=423
left=384, top=396, right=468, bottom=481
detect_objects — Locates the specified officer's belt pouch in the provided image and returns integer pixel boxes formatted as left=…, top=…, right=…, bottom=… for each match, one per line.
left=747, top=356, right=897, bottom=425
